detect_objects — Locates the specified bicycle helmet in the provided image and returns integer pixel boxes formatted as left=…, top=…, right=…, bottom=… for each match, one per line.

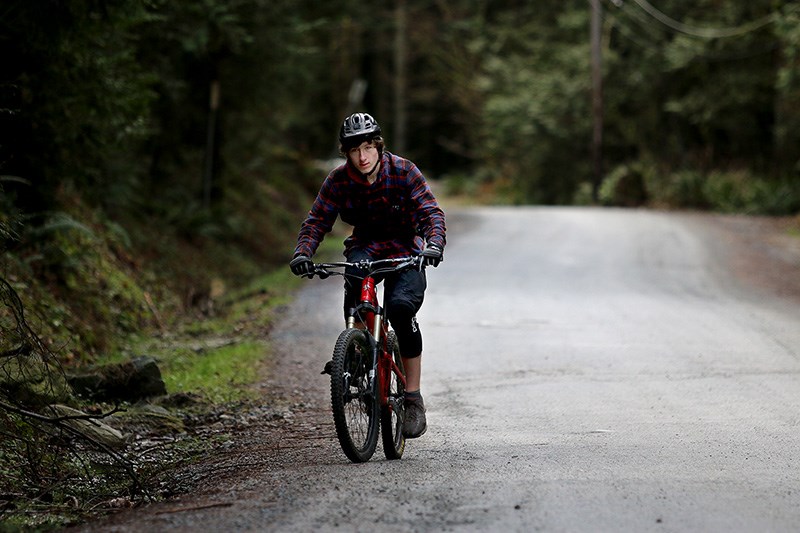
left=339, top=113, right=381, bottom=150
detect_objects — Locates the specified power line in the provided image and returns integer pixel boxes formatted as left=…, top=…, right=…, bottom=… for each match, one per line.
left=629, top=0, right=788, bottom=39
left=600, top=0, right=668, bottom=51
left=601, top=0, right=785, bottom=62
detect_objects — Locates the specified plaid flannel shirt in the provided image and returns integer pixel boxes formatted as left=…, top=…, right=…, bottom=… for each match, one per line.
left=294, top=151, right=446, bottom=259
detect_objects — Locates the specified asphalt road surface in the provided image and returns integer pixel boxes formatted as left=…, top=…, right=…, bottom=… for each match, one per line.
left=83, top=207, right=800, bottom=532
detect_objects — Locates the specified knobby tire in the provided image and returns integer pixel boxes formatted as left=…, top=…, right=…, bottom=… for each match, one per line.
left=330, top=328, right=379, bottom=463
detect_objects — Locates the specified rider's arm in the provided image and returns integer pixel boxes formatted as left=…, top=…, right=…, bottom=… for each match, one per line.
left=407, top=164, right=446, bottom=251
left=294, top=174, right=341, bottom=258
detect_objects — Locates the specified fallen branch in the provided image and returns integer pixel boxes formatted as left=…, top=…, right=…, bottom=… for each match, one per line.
left=155, top=502, right=234, bottom=514
left=0, top=399, right=124, bottom=424
left=143, top=291, right=166, bottom=333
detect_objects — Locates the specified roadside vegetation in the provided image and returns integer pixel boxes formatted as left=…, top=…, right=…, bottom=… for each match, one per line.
left=2, top=0, right=800, bottom=529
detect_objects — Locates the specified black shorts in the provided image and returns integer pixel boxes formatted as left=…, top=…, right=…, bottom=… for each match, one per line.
left=342, top=249, right=427, bottom=320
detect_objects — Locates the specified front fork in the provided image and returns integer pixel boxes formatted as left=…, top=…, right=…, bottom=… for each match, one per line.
left=346, top=314, right=382, bottom=342
left=352, top=313, right=396, bottom=409
left=344, top=316, right=405, bottom=413
left=346, top=274, right=404, bottom=410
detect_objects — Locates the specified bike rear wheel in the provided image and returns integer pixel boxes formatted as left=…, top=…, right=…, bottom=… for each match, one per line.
left=330, top=328, right=379, bottom=463
left=381, top=332, right=406, bottom=460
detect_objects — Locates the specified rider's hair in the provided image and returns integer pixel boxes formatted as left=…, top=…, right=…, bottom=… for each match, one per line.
left=340, top=136, right=385, bottom=157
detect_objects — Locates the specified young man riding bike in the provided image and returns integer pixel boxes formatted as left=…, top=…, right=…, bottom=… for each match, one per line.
left=290, top=112, right=446, bottom=438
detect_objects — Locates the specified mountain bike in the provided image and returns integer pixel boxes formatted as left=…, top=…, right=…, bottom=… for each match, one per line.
left=308, top=256, right=423, bottom=463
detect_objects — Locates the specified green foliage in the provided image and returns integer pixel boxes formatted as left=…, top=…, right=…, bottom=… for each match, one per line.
left=598, top=163, right=649, bottom=207
left=603, top=0, right=794, bottom=179
left=472, top=5, right=593, bottom=204
left=1, top=0, right=798, bottom=371
left=461, top=0, right=799, bottom=209
left=3, top=0, right=800, bottom=216
left=17, top=206, right=151, bottom=357
left=774, top=5, right=800, bottom=172
left=652, top=169, right=709, bottom=209
left=0, top=407, right=134, bottom=531
left=702, top=170, right=800, bottom=215
left=2, top=2, right=157, bottom=207
left=161, top=341, right=266, bottom=403
left=2, top=0, right=798, bottom=368
left=640, top=166, right=800, bottom=215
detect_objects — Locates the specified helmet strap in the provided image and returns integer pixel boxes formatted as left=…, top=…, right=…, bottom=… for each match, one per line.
left=347, top=152, right=381, bottom=181
left=360, top=158, right=381, bottom=180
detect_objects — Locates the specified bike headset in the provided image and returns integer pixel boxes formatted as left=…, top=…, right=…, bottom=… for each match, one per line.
left=339, top=112, right=383, bottom=179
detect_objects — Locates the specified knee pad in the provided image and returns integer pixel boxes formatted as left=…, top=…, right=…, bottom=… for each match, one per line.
left=387, top=299, right=415, bottom=323
left=390, top=311, right=422, bottom=359
left=399, top=317, right=423, bottom=359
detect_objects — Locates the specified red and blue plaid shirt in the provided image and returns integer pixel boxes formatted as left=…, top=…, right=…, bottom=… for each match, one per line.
left=294, top=151, right=446, bottom=259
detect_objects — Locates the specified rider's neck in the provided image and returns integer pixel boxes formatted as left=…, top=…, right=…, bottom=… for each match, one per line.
left=366, top=163, right=380, bottom=184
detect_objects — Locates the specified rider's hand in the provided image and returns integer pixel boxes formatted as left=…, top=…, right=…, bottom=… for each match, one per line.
left=289, top=255, right=313, bottom=277
left=421, top=243, right=443, bottom=267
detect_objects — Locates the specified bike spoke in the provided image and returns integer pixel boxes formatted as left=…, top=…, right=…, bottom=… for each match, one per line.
left=330, top=329, right=379, bottom=462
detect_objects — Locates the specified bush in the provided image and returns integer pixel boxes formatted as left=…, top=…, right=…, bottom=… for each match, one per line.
left=598, top=163, right=649, bottom=207
left=659, top=170, right=708, bottom=209
left=572, top=181, right=595, bottom=206
left=703, top=170, right=800, bottom=215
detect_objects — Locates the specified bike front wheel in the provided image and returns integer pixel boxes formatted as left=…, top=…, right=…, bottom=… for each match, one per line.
left=330, top=328, right=379, bottom=463
left=381, top=332, right=406, bottom=460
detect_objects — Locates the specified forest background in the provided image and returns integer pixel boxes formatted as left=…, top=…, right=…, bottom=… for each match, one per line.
left=1, top=0, right=800, bottom=527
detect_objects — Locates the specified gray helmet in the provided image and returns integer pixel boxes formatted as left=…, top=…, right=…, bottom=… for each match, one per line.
left=339, top=113, right=381, bottom=150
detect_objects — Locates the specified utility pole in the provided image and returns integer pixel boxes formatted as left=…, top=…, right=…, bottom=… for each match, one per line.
left=590, top=0, right=603, bottom=202
left=203, top=79, right=220, bottom=210
left=394, top=0, right=408, bottom=154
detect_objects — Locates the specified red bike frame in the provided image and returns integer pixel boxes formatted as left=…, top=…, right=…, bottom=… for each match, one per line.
left=349, top=272, right=406, bottom=412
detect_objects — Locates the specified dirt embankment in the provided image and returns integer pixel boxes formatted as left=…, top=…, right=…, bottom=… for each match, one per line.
left=688, top=213, right=800, bottom=303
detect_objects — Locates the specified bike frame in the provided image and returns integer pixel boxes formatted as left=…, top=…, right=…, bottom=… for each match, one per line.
left=350, top=271, right=406, bottom=412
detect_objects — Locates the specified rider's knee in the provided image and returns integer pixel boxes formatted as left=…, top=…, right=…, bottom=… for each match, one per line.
left=387, top=299, right=415, bottom=322
left=389, top=310, right=422, bottom=359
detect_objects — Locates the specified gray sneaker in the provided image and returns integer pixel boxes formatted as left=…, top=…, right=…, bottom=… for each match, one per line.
left=403, top=396, right=427, bottom=438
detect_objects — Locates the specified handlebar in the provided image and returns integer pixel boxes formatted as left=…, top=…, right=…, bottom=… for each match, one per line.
left=306, top=256, right=423, bottom=280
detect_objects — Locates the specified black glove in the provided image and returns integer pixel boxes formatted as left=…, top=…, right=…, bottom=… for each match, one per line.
left=289, top=255, right=313, bottom=277
left=420, top=244, right=443, bottom=267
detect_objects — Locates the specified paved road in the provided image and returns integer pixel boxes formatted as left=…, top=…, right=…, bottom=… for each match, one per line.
left=417, top=207, right=800, bottom=531
left=85, top=207, right=800, bottom=532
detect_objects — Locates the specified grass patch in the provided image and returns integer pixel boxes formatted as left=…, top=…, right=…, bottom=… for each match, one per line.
left=161, top=340, right=268, bottom=403
left=105, top=265, right=302, bottom=403
left=786, top=216, right=800, bottom=238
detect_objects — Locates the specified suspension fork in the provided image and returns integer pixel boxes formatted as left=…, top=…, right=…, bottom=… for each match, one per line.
left=351, top=274, right=384, bottom=399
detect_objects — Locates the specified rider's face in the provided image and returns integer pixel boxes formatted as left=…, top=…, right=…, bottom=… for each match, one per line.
left=347, top=141, right=379, bottom=176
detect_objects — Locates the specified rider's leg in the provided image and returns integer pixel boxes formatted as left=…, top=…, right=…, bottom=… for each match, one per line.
left=385, top=267, right=426, bottom=366
left=342, top=249, right=372, bottom=323
left=403, top=353, right=421, bottom=391
left=386, top=269, right=428, bottom=438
